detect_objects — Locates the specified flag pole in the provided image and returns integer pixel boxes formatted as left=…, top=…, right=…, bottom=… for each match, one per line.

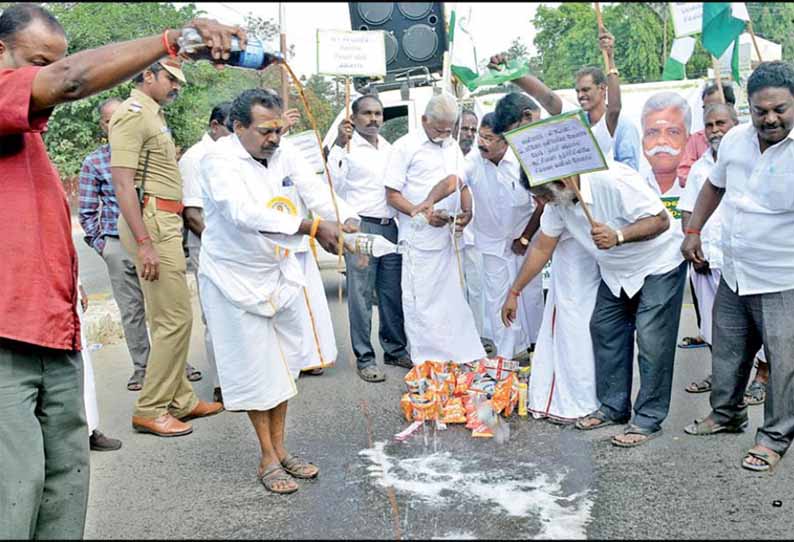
left=712, top=56, right=726, bottom=104
left=279, top=3, right=289, bottom=108
left=746, top=19, right=764, bottom=64
left=345, top=77, right=351, bottom=152
left=594, top=3, right=611, bottom=70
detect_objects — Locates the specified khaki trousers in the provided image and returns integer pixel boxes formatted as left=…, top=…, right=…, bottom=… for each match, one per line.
left=119, top=198, right=198, bottom=419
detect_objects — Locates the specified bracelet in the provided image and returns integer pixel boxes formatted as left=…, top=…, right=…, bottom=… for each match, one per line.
left=162, top=29, right=178, bottom=58
left=685, top=228, right=701, bottom=236
left=309, top=217, right=322, bottom=238
left=509, top=288, right=521, bottom=298
left=136, top=235, right=151, bottom=246
left=607, top=68, right=619, bottom=77
left=616, top=229, right=625, bottom=246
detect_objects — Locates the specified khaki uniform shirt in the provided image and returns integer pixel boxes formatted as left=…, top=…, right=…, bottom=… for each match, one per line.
left=109, top=88, right=182, bottom=201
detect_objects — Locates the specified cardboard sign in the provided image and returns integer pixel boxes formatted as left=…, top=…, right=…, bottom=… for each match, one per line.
left=670, top=2, right=703, bottom=38
left=317, top=29, right=387, bottom=77
left=504, top=111, right=607, bottom=187
left=286, top=130, right=325, bottom=174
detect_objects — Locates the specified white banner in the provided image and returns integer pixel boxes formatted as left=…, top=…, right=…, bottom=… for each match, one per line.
left=316, top=29, right=387, bottom=77
left=670, top=2, right=703, bottom=38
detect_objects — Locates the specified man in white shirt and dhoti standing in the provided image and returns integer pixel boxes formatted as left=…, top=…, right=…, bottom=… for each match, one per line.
left=198, top=89, right=357, bottom=495
left=384, top=93, right=486, bottom=365
left=464, top=112, right=541, bottom=360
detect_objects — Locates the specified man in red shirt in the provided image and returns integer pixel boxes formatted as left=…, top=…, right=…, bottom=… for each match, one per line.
left=0, top=4, right=244, bottom=538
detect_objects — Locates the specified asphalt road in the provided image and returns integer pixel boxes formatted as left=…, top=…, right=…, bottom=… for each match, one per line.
left=77, top=231, right=792, bottom=540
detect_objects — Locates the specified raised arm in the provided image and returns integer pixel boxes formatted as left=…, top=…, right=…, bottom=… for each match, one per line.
left=30, top=19, right=246, bottom=112
left=487, top=53, right=562, bottom=115
left=600, top=31, right=621, bottom=137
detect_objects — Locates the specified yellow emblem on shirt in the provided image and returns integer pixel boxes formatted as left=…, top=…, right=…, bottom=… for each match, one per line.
left=267, top=196, right=298, bottom=258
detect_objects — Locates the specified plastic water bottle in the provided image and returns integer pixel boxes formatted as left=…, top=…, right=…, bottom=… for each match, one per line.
left=343, top=233, right=404, bottom=257
left=177, top=28, right=284, bottom=70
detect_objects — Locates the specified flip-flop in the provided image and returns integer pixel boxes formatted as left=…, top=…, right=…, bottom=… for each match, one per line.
left=685, top=375, right=712, bottom=394
left=574, top=409, right=628, bottom=431
left=357, top=366, right=385, bottom=383
left=281, top=454, right=319, bottom=479
left=742, top=380, right=767, bottom=406
left=741, top=446, right=781, bottom=472
left=258, top=465, right=299, bottom=494
left=683, top=416, right=748, bottom=436
left=678, top=336, right=708, bottom=349
left=612, top=425, right=663, bottom=448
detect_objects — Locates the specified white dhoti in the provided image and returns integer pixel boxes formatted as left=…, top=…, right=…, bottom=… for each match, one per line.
left=460, top=243, right=487, bottom=339
left=402, top=242, right=487, bottom=364
left=289, top=251, right=338, bottom=374
left=200, top=277, right=301, bottom=411
left=481, top=248, right=543, bottom=358
left=528, top=238, right=600, bottom=421
left=79, top=317, right=99, bottom=434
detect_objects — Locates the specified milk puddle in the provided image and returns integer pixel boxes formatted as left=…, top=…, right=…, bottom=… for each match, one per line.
left=360, top=441, right=593, bottom=539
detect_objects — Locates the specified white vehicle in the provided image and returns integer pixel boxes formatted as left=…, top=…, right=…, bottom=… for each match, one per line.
left=308, top=76, right=729, bottom=270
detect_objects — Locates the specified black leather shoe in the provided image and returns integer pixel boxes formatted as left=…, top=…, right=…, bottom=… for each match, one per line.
left=384, top=355, right=413, bottom=369
left=90, top=430, right=122, bottom=452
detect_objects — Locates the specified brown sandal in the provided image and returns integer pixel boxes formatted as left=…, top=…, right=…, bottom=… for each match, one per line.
left=281, top=454, right=319, bottom=479
left=258, top=465, right=299, bottom=494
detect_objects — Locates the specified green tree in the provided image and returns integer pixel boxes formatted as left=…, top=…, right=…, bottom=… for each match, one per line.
left=532, top=3, right=678, bottom=88
left=748, top=2, right=794, bottom=62
left=41, top=2, right=260, bottom=177
left=506, top=37, right=529, bottom=59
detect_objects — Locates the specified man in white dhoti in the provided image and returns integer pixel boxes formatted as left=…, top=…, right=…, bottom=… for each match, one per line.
left=384, top=93, right=486, bottom=365
left=504, top=162, right=686, bottom=446
left=454, top=110, right=488, bottom=343
left=198, top=89, right=357, bottom=494
left=77, top=282, right=122, bottom=452
left=490, top=90, right=599, bottom=423
left=678, top=103, right=769, bottom=403
left=464, top=112, right=542, bottom=360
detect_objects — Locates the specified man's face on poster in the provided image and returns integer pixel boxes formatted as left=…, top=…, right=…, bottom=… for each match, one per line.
left=642, top=107, right=688, bottom=176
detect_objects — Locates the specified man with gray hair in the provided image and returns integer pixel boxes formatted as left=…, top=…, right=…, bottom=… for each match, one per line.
left=384, top=92, right=486, bottom=365
left=640, top=91, right=692, bottom=227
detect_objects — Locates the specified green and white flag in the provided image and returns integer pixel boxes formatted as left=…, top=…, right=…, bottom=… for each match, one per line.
left=702, top=2, right=749, bottom=58
left=449, top=5, right=530, bottom=91
left=662, top=36, right=696, bottom=80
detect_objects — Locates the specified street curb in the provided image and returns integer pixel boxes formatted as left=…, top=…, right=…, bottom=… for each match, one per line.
left=84, top=274, right=198, bottom=346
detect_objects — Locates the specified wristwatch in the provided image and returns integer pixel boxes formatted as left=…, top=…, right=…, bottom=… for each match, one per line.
left=616, top=229, right=625, bottom=246
left=519, top=237, right=530, bottom=247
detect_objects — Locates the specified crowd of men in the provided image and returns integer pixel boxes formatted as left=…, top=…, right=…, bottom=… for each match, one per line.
left=2, top=1, right=794, bottom=538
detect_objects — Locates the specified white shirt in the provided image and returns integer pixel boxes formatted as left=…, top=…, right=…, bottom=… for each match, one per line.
left=179, top=132, right=215, bottom=248
left=677, top=150, right=722, bottom=269
left=708, top=123, right=794, bottom=295
left=198, top=134, right=355, bottom=316
left=541, top=160, right=684, bottom=298
left=464, top=149, right=534, bottom=256
left=642, top=170, right=685, bottom=229
left=327, top=131, right=395, bottom=219
left=383, top=129, right=467, bottom=250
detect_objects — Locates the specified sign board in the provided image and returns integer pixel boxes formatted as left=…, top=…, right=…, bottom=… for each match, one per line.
left=286, top=130, right=325, bottom=174
left=670, top=2, right=703, bottom=38
left=504, top=111, right=608, bottom=187
left=317, top=29, right=387, bottom=77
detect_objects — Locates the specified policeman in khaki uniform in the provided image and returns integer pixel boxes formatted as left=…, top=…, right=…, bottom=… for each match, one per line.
left=109, top=58, right=223, bottom=437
